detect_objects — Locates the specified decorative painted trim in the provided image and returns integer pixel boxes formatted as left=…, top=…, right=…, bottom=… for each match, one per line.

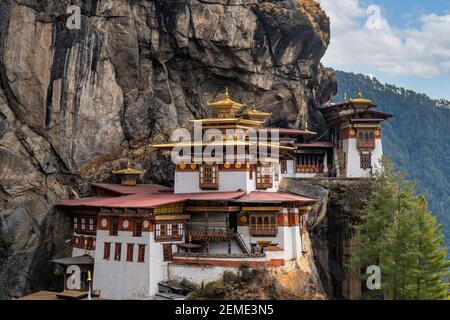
left=72, top=235, right=96, bottom=250
left=238, top=213, right=249, bottom=226
left=172, top=258, right=285, bottom=268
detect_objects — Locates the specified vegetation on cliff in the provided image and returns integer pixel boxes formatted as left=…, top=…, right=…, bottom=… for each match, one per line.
left=188, top=267, right=325, bottom=300
left=351, top=160, right=450, bottom=300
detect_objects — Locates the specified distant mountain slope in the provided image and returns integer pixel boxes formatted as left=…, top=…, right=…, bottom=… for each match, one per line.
left=333, top=70, right=450, bottom=246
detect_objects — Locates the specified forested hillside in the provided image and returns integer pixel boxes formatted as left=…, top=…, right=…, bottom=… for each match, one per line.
left=334, top=70, right=450, bottom=246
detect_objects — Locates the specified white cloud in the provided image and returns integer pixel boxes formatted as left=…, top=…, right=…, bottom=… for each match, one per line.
left=317, top=0, right=450, bottom=78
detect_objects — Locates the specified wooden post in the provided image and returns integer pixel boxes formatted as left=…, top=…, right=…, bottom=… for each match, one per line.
left=227, top=212, right=231, bottom=254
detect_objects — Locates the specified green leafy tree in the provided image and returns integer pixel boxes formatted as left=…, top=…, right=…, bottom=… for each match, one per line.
left=351, top=159, right=450, bottom=300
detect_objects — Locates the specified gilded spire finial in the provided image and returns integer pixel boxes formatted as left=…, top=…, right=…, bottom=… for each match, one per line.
left=344, top=92, right=348, bottom=102
left=224, top=87, right=229, bottom=99
left=357, top=89, right=363, bottom=99
left=127, top=160, right=132, bottom=169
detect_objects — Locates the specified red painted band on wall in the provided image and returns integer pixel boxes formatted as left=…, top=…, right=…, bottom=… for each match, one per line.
left=172, top=258, right=285, bottom=268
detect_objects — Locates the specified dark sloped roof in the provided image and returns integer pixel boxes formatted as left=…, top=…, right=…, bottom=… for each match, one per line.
left=51, top=254, right=94, bottom=266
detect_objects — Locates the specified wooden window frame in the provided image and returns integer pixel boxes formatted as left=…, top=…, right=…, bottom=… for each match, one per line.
left=249, top=213, right=278, bottom=236
left=138, top=244, right=146, bottom=263
left=104, top=242, right=111, bottom=260
left=256, top=164, right=273, bottom=190
left=199, top=164, right=219, bottom=190
left=73, top=215, right=97, bottom=235
left=126, top=244, right=134, bottom=262
left=296, top=154, right=325, bottom=173
left=360, top=152, right=372, bottom=169
left=133, top=218, right=143, bottom=237
left=155, top=223, right=183, bottom=242
left=110, top=217, right=119, bottom=236
left=114, top=243, right=122, bottom=261
left=163, top=244, right=173, bottom=262
left=357, top=129, right=376, bottom=150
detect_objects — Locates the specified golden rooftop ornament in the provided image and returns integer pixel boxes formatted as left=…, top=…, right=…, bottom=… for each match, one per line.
left=113, top=161, right=144, bottom=175
left=207, top=88, right=245, bottom=118
left=350, top=89, right=373, bottom=104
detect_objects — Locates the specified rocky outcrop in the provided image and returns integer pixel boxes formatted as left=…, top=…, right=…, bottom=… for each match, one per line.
left=0, top=0, right=336, bottom=297
left=280, top=178, right=375, bottom=299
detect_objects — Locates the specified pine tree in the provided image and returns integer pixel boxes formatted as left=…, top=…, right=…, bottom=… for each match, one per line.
left=408, top=196, right=450, bottom=299
left=351, top=159, right=450, bottom=300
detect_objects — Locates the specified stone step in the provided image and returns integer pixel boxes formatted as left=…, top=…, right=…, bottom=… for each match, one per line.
left=155, top=292, right=186, bottom=300
left=158, top=280, right=193, bottom=296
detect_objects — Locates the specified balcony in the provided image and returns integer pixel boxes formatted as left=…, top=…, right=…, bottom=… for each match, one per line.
left=296, top=165, right=324, bottom=174
left=249, top=225, right=278, bottom=237
left=357, top=139, right=375, bottom=150
left=155, top=234, right=183, bottom=242
left=256, top=182, right=273, bottom=190
left=186, top=220, right=232, bottom=241
left=199, top=182, right=219, bottom=190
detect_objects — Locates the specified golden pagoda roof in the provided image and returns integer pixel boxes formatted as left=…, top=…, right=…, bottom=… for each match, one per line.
left=207, top=88, right=244, bottom=110
left=113, top=161, right=144, bottom=175
left=244, top=108, right=272, bottom=117
left=350, top=90, right=373, bottom=104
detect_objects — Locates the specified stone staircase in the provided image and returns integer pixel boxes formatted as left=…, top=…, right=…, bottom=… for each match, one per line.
left=235, top=232, right=250, bottom=254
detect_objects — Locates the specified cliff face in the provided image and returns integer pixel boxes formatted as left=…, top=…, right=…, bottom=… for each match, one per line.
left=0, top=0, right=336, bottom=297
left=280, top=178, right=374, bottom=300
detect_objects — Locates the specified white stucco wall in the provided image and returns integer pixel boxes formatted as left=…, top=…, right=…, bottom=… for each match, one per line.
left=175, top=164, right=281, bottom=194
left=93, top=230, right=151, bottom=300
left=169, top=264, right=237, bottom=285
left=169, top=251, right=290, bottom=286
left=175, top=171, right=252, bottom=193
left=71, top=232, right=96, bottom=257
left=208, top=240, right=243, bottom=254
left=294, top=173, right=317, bottom=178
left=236, top=225, right=289, bottom=254
left=281, top=160, right=295, bottom=179
left=344, top=138, right=383, bottom=178
left=72, top=247, right=95, bottom=258
left=93, top=229, right=185, bottom=299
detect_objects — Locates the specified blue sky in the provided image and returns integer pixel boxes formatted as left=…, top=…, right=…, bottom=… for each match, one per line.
left=318, top=0, right=450, bottom=99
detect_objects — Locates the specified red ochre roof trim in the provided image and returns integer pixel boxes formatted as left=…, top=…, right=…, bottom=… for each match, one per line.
left=57, top=190, right=316, bottom=209
left=56, top=192, right=247, bottom=209
left=234, top=192, right=316, bottom=204
left=92, top=183, right=172, bottom=195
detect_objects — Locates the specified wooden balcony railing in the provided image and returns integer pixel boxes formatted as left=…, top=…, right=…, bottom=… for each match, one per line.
left=155, top=234, right=183, bottom=242
left=256, top=182, right=273, bottom=190
left=186, top=221, right=232, bottom=241
left=249, top=225, right=278, bottom=237
left=357, top=139, right=375, bottom=150
left=296, top=165, right=324, bottom=174
left=199, top=182, right=219, bottom=190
